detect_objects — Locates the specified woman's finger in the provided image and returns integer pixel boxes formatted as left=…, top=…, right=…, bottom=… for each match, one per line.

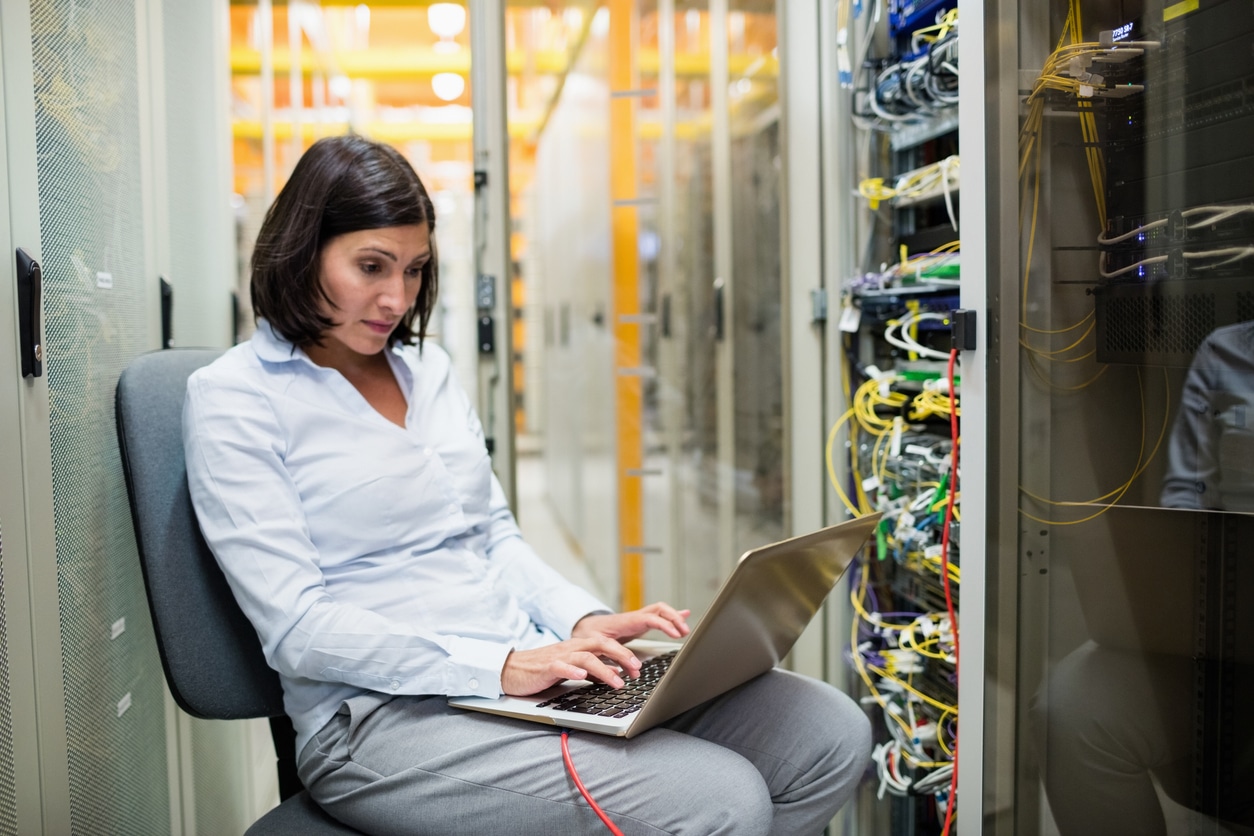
left=574, top=651, right=626, bottom=688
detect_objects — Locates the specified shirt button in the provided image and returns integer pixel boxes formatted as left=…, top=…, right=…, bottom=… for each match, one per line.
left=468, top=678, right=479, bottom=690
left=447, top=503, right=458, bottom=514
left=390, top=679, right=400, bottom=690
left=423, top=447, right=433, bottom=457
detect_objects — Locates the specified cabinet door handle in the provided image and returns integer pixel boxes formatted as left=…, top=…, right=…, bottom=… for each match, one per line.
left=16, top=248, right=42, bottom=378
left=713, top=277, right=725, bottom=342
left=160, top=277, right=173, bottom=349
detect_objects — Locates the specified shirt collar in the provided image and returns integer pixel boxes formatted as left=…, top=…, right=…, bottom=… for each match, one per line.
left=251, top=319, right=413, bottom=381
left=251, top=319, right=309, bottom=364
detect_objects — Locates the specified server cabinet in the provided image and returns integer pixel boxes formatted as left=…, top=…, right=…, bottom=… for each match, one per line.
left=973, top=0, right=1254, bottom=832
left=2, top=0, right=257, bottom=832
left=0, top=5, right=43, bottom=832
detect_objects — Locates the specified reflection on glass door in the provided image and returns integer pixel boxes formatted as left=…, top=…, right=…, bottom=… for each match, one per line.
left=650, top=1, right=782, bottom=620
left=515, top=0, right=783, bottom=620
left=669, top=0, right=720, bottom=615
left=1005, top=1, right=1254, bottom=832
left=727, top=0, right=783, bottom=558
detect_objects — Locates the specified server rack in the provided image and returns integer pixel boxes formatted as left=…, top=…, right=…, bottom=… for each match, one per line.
left=832, top=2, right=964, bottom=832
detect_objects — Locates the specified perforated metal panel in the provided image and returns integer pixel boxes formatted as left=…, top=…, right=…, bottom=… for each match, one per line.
left=0, top=524, right=16, bottom=836
left=1238, top=291, right=1254, bottom=324
left=1102, top=292, right=1214, bottom=356
left=30, top=0, right=170, bottom=832
left=1094, top=277, right=1254, bottom=365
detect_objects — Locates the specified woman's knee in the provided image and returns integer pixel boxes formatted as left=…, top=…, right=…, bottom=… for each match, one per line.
left=675, top=753, right=774, bottom=835
left=772, top=672, right=873, bottom=778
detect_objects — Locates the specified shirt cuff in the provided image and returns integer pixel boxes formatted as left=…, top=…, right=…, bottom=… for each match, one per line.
left=548, top=592, right=614, bottom=640
left=445, top=636, right=513, bottom=697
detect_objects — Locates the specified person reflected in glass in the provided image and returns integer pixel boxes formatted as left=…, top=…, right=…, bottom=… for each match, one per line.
left=182, top=135, right=872, bottom=835
left=1161, top=320, right=1254, bottom=511
left=1033, top=320, right=1254, bottom=836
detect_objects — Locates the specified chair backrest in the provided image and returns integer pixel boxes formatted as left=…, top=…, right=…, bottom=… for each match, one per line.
left=116, top=348, right=286, bottom=720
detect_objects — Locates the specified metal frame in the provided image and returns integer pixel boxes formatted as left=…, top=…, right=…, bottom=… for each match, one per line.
left=657, top=0, right=683, bottom=613
left=469, top=0, right=517, bottom=507
left=0, top=0, right=73, bottom=830
left=709, top=0, right=736, bottom=581
left=778, top=0, right=827, bottom=679
left=958, top=0, right=1022, bottom=832
left=0, top=5, right=46, bottom=832
left=137, top=6, right=195, bottom=831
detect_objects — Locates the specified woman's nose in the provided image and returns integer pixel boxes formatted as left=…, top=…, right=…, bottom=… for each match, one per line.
left=378, top=273, right=408, bottom=311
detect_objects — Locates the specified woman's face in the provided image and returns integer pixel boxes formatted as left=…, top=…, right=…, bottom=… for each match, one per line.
left=311, top=224, right=431, bottom=367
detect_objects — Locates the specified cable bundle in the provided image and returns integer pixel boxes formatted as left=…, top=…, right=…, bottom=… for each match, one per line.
left=859, top=157, right=960, bottom=231
left=856, top=9, right=960, bottom=129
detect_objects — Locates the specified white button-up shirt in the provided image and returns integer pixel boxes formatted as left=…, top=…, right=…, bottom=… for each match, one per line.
left=183, top=321, right=609, bottom=755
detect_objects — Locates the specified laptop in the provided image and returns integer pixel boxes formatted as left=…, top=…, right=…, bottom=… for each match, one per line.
left=449, top=514, right=881, bottom=738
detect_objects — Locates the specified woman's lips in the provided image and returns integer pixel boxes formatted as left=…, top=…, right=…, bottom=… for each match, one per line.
left=364, top=320, right=396, bottom=335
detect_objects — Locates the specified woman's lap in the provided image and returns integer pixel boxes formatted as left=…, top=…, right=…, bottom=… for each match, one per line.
left=299, top=670, right=870, bottom=836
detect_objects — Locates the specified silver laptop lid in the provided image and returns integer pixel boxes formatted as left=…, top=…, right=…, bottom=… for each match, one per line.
left=626, top=513, right=881, bottom=737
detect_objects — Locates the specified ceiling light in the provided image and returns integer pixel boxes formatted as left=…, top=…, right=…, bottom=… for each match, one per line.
left=428, top=3, right=466, bottom=39
left=431, top=72, right=465, bottom=102
left=328, top=74, right=352, bottom=99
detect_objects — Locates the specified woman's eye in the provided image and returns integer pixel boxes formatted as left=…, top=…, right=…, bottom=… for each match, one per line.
left=359, top=262, right=379, bottom=274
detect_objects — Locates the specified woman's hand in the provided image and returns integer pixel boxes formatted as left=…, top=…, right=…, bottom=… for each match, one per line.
left=572, top=602, right=691, bottom=644
left=501, top=636, right=641, bottom=696
left=499, top=603, right=690, bottom=696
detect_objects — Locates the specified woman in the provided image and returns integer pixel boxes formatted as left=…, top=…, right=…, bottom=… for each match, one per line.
left=184, top=134, right=870, bottom=835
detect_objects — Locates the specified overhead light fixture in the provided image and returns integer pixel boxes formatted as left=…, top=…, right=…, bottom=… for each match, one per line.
left=328, top=74, right=352, bottom=99
left=431, top=72, right=465, bottom=102
left=428, top=3, right=466, bottom=39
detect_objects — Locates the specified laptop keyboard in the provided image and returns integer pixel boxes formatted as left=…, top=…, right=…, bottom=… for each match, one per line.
left=536, top=649, right=678, bottom=718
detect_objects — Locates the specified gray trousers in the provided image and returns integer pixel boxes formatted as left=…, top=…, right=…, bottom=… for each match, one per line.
left=298, top=669, right=872, bottom=835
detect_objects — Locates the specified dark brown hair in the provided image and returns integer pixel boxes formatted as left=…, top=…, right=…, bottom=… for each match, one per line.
left=251, top=134, right=439, bottom=348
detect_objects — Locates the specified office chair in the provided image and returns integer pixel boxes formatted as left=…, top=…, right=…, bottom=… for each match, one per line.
left=116, top=348, right=361, bottom=835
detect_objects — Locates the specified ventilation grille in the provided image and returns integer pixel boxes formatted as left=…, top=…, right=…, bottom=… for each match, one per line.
left=1102, top=293, right=1214, bottom=356
left=1096, top=278, right=1251, bottom=366
left=1238, top=291, right=1254, bottom=324
left=30, top=0, right=169, bottom=831
left=0, top=525, right=16, bottom=836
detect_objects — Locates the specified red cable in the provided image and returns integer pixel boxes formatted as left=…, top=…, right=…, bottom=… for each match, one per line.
left=561, top=730, right=625, bottom=836
left=939, top=348, right=961, bottom=836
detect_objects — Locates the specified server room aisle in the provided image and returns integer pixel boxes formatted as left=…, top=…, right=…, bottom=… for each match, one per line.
left=514, top=451, right=604, bottom=601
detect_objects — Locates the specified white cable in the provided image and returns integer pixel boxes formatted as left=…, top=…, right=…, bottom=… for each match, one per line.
left=867, top=80, right=917, bottom=123
left=1096, top=216, right=1167, bottom=245
left=869, top=66, right=920, bottom=123
left=872, top=742, right=913, bottom=798
left=1098, top=251, right=1168, bottom=279
left=1182, top=246, right=1254, bottom=270
left=1098, top=203, right=1254, bottom=246
left=884, top=311, right=952, bottom=361
left=940, top=156, right=959, bottom=232
left=914, top=763, right=955, bottom=793
left=1183, top=203, right=1254, bottom=228
left=1099, top=245, right=1254, bottom=280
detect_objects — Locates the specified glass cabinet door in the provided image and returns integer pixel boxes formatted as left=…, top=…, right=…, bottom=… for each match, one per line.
left=992, top=1, right=1254, bottom=832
